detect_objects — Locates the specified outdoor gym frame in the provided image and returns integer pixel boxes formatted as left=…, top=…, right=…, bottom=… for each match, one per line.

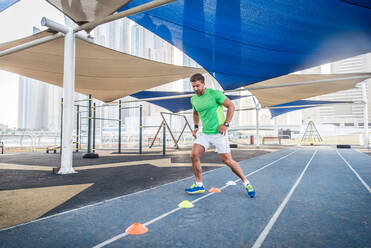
left=70, top=95, right=144, bottom=158
left=150, top=112, right=193, bottom=151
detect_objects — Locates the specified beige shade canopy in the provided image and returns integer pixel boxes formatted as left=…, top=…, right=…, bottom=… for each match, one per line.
left=46, top=0, right=131, bottom=24
left=0, top=31, right=205, bottom=102
left=246, top=73, right=371, bottom=108
left=1, top=32, right=369, bottom=106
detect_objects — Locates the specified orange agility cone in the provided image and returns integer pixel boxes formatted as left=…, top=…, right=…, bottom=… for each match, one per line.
left=208, top=187, right=221, bottom=193
left=125, top=222, right=148, bottom=235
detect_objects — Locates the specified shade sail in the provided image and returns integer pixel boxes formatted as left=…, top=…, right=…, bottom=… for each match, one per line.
left=269, top=100, right=354, bottom=118
left=121, top=0, right=371, bottom=91
left=131, top=91, right=247, bottom=113
left=46, top=0, right=131, bottom=24
left=0, top=0, right=19, bottom=12
left=246, top=73, right=371, bottom=108
left=0, top=31, right=205, bottom=102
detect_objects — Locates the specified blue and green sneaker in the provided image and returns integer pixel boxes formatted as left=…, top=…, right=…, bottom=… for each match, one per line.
left=185, top=183, right=205, bottom=194
left=246, top=184, right=256, bottom=198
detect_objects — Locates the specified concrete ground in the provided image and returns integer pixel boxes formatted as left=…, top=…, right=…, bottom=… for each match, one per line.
left=0, top=146, right=276, bottom=229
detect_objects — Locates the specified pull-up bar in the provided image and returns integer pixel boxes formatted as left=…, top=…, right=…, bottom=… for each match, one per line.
left=78, top=97, right=143, bottom=155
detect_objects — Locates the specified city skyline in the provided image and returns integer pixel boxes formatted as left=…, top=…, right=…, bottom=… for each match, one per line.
left=0, top=0, right=64, bottom=128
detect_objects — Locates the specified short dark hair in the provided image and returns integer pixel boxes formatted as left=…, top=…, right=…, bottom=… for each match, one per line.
left=190, top=73, right=205, bottom=83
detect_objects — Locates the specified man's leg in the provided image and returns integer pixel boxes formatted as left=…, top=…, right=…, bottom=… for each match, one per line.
left=220, top=153, right=256, bottom=198
left=219, top=153, right=247, bottom=182
left=185, top=144, right=206, bottom=194
left=190, top=143, right=205, bottom=182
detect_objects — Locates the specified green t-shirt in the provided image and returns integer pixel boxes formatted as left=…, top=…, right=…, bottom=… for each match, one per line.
left=190, top=88, right=226, bottom=134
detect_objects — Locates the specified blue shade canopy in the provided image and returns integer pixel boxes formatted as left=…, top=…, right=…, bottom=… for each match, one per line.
left=269, top=100, right=352, bottom=118
left=0, top=0, right=19, bottom=12
left=131, top=91, right=246, bottom=113
left=120, top=0, right=371, bottom=90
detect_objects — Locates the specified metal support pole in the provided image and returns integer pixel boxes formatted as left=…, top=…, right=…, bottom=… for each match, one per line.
left=149, top=121, right=164, bottom=148
left=176, top=123, right=188, bottom=145
left=256, top=108, right=260, bottom=146
left=93, top=103, right=96, bottom=153
left=118, top=100, right=122, bottom=153
left=139, top=105, right=143, bottom=154
left=253, top=97, right=260, bottom=147
left=0, top=33, right=63, bottom=57
left=100, top=106, right=103, bottom=149
left=76, top=104, right=79, bottom=152
left=362, top=81, right=369, bottom=147
left=274, top=117, right=278, bottom=137
left=60, top=98, right=63, bottom=156
left=41, top=17, right=93, bottom=43
left=160, top=112, right=179, bottom=148
left=59, top=28, right=76, bottom=174
left=310, top=120, right=314, bottom=145
left=79, top=109, right=82, bottom=151
left=87, top=94, right=92, bottom=154
left=163, top=122, right=166, bottom=156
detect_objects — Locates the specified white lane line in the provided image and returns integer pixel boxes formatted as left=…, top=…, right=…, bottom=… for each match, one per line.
left=193, top=150, right=298, bottom=204
left=92, top=207, right=184, bottom=248
left=336, top=149, right=371, bottom=194
left=251, top=150, right=317, bottom=248
left=93, top=232, right=129, bottom=248
left=92, top=149, right=299, bottom=248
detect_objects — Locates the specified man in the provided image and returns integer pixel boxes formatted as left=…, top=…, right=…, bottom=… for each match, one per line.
left=185, top=73, right=256, bottom=198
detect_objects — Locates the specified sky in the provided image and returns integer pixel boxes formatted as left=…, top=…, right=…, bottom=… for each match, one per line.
left=0, top=0, right=64, bottom=128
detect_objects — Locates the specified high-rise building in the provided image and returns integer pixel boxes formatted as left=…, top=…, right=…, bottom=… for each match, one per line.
left=301, top=53, right=371, bottom=127
left=17, top=77, right=62, bottom=130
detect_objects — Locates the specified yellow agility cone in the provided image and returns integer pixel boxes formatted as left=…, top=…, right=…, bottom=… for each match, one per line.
left=178, top=200, right=194, bottom=208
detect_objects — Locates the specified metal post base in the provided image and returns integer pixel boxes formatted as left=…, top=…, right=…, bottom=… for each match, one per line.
left=57, top=167, right=77, bottom=174
left=83, top=153, right=99, bottom=159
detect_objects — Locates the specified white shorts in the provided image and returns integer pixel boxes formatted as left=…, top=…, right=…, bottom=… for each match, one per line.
left=194, top=132, right=231, bottom=154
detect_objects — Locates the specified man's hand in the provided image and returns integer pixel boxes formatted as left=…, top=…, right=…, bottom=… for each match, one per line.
left=192, top=128, right=198, bottom=139
left=218, top=124, right=228, bottom=135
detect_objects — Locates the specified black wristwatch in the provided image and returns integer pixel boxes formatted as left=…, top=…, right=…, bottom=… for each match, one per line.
left=194, top=125, right=199, bottom=129
left=223, top=122, right=229, bottom=127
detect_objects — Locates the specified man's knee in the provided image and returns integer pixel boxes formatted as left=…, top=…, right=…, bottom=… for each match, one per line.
left=221, top=156, right=233, bottom=165
left=190, top=152, right=200, bottom=161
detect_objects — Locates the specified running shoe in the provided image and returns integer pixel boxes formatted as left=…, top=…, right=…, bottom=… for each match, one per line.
left=246, top=184, right=256, bottom=198
left=185, top=183, right=205, bottom=194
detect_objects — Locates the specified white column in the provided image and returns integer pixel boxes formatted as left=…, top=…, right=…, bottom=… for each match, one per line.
left=100, top=106, right=103, bottom=149
left=256, top=108, right=260, bottom=147
left=362, top=81, right=369, bottom=148
left=253, top=97, right=260, bottom=147
left=274, top=117, right=278, bottom=137
left=58, top=28, right=76, bottom=174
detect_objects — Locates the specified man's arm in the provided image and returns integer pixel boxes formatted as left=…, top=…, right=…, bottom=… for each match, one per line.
left=192, top=111, right=200, bottom=138
left=222, top=97, right=235, bottom=123
left=218, top=97, right=234, bottom=135
left=193, top=110, right=200, bottom=126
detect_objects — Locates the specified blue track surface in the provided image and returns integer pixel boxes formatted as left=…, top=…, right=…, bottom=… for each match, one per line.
left=0, top=148, right=370, bottom=248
